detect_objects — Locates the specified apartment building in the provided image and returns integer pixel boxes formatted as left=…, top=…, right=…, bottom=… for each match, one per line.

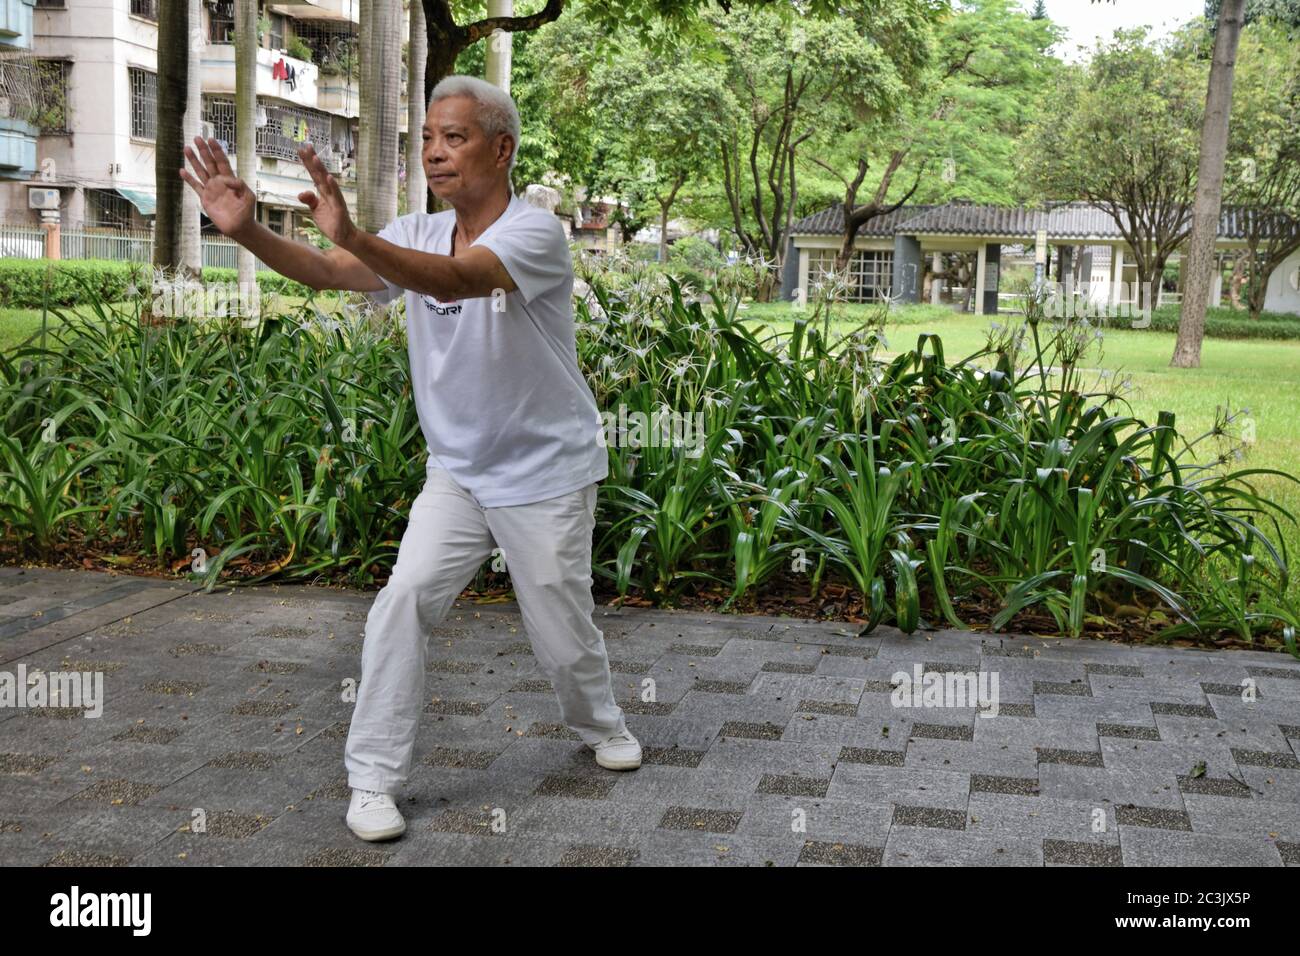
left=0, top=0, right=402, bottom=240
left=0, top=0, right=40, bottom=183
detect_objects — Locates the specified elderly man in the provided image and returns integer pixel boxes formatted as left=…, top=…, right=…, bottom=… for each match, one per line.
left=180, top=74, right=640, bottom=843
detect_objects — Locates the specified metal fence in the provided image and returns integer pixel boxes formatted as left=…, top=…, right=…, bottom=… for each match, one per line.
left=0, top=222, right=268, bottom=271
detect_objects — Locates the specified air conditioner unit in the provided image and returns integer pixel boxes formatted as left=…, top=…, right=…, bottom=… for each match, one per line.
left=28, top=188, right=60, bottom=210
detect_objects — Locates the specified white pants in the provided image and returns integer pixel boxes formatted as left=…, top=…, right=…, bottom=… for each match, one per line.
left=344, top=464, right=627, bottom=794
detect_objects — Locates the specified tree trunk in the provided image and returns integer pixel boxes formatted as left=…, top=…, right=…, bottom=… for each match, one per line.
left=179, top=0, right=203, bottom=275
left=235, top=0, right=259, bottom=316
left=359, top=0, right=403, bottom=232
left=153, top=0, right=188, bottom=273
left=1171, top=0, right=1245, bottom=368
left=406, top=0, right=428, bottom=216
left=423, top=8, right=463, bottom=214
left=1228, top=253, right=1247, bottom=309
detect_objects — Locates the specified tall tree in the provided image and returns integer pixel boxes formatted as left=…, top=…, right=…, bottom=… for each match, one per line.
left=581, top=34, right=730, bottom=262
left=1222, top=18, right=1300, bottom=319
left=810, top=0, right=1059, bottom=273
left=1172, top=0, right=1247, bottom=368
left=700, top=3, right=934, bottom=299
left=1205, top=0, right=1300, bottom=30
left=359, top=0, right=403, bottom=232
left=416, top=0, right=852, bottom=111
left=154, top=1, right=189, bottom=272
left=1022, top=29, right=1205, bottom=312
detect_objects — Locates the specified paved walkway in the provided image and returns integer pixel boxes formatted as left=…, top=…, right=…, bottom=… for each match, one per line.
left=1, top=567, right=1298, bottom=866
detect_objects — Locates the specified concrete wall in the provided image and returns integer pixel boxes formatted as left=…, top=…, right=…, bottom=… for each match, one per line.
left=1264, top=247, right=1300, bottom=316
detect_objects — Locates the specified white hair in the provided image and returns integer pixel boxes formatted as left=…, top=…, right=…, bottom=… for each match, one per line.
left=427, top=74, right=520, bottom=181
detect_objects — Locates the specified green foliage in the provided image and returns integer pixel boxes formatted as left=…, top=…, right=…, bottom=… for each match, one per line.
left=1133, top=304, right=1300, bottom=340
left=1, top=262, right=1295, bottom=653
left=0, top=259, right=313, bottom=310
left=287, top=35, right=313, bottom=63
left=669, top=236, right=725, bottom=273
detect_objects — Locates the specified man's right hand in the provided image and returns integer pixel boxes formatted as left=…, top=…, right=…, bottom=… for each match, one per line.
left=180, top=137, right=256, bottom=240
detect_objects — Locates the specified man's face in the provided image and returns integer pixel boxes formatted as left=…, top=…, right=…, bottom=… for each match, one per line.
left=421, top=95, right=512, bottom=201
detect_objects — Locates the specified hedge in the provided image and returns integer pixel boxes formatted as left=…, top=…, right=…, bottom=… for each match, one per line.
left=1118, top=304, right=1300, bottom=341
left=0, top=258, right=315, bottom=309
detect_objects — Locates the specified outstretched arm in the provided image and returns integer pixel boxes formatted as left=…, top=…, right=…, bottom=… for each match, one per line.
left=295, top=144, right=518, bottom=301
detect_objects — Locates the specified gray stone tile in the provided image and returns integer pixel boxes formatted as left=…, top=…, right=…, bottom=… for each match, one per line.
left=884, top=828, right=1043, bottom=866
left=828, top=763, right=971, bottom=810
left=1119, top=829, right=1284, bottom=866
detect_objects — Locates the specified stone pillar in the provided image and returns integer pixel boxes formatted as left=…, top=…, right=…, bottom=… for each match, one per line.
left=42, top=221, right=60, bottom=261
left=981, top=243, right=1001, bottom=316
left=1111, top=245, right=1126, bottom=311
left=930, top=252, right=942, bottom=305
left=891, top=234, right=922, bottom=305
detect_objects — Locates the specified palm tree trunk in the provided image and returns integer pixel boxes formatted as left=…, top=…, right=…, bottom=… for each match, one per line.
left=1171, top=0, right=1246, bottom=368
left=179, top=0, right=203, bottom=274
left=153, top=0, right=188, bottom=272
left=359, top=0, right=402, bottom=232
left=235, top=0, right=259, bottom=316
left=406, top=0, right=427, bottom=215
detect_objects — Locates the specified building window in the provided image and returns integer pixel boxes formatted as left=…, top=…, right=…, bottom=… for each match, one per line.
left=128, top=67, right=156, bottom=140
left=202, top=95, right=236, bottom=152
left=129, top=0, right=158, bottom=21
left=86, top=189, right=133, bottom=230
left=809, top=248, right=894, bottom=302
left=209, top=0, right=235, bottom=44
left=35, top=1, right=67, bottom=9
left=269, top=14, right=286, bottom=52
left=266, top=208, right=285, bottom=235
left=34, top=60, right=71, bottom=134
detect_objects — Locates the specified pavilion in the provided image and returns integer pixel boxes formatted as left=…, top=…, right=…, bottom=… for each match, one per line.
left=777, top=199, right=1300, bottom=316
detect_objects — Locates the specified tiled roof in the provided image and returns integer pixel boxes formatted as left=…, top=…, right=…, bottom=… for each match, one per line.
left=893, top=202, right=1127, bottom=240
left=1217, top=206, right=1300, bottom=241
left=788, top=202, right=936, bottom=237
left=788, top=200, right=1300, bottom=242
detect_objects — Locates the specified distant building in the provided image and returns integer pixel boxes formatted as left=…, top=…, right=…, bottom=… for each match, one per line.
left=0, top=0, right=384, bottom=240
left=0, top=0, right=40, bottom=183
left=782, top=199, right=1300, bottom=317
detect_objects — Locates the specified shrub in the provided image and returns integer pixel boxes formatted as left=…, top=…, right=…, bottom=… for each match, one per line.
left=0, top=258, right=315, bottom=310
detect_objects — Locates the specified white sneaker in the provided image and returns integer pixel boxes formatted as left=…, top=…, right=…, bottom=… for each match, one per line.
left=346, top=788, right=406, bottom=841
left=590, top=728, right=642, bottom=770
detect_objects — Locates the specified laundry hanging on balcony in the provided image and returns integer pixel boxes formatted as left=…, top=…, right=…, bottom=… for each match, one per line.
left=272, top=58, right=287, bottom=81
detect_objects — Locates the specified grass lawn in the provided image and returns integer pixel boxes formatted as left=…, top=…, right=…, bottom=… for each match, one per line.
left=0, top=293, right=355, bottom=353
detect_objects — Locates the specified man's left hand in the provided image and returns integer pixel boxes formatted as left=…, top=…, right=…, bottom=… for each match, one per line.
left=297, top=144, right=357, bottom=248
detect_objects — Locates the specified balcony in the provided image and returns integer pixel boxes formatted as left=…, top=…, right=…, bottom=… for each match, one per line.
left=316, top=73, right=358, bottom=117
left=202, top=44, right=322, bottom=112
left=0, top=0, right=35, bottom=45
left=266, top=0, right=360, bottom=25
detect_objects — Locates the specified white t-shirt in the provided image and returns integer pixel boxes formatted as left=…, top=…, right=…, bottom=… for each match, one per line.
left=364, top=191, right=608, bottom=507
